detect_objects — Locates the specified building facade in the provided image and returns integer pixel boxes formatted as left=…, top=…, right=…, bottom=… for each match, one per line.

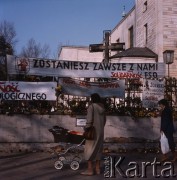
left=59, top=46, right=103, bottom=62
left=58, top=0, right=177, bottom=78
left=111, top=0, right=177, bottom=78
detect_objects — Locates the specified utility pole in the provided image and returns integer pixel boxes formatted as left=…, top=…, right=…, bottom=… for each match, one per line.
left=89, top=30, right=125, bottom=63
left=0, top=36, right=8, bottom=80
left=104, top=31, right=110, bottom=63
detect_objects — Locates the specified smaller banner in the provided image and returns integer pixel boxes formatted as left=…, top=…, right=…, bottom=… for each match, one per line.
left=142, top=79, right=164, bottom=108
left=59, top=78, right=125, bottom=98
left=0, top=81, right=57, bottom=100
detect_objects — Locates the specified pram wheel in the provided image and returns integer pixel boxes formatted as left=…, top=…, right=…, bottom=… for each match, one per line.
left=70, top=160, right=79, bottom=170
left=54, top=160, right=63, bottom=170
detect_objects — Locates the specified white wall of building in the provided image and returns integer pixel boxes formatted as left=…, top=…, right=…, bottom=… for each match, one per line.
left=110, top=0, right=177, bottom=77
left=58, top=0, right=177, bottom=78
left=162, top=0, right=177, bottom=77
left=111, top=57, right=156, bottom=64
left=59, top=46, right=103, bottom=62
left=111, top=8, right=135, bottom=49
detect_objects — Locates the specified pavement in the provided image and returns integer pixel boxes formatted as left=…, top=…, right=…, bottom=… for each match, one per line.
left=0, top=151, right=177, bottom=180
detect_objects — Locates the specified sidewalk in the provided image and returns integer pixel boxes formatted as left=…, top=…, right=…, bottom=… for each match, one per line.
left=0, top=151, right=177, bottom=180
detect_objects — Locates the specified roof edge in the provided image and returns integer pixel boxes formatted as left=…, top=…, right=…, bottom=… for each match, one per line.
left=111, top=6, right=135, bottom=34
left=110, top=47, right=158, bottom=60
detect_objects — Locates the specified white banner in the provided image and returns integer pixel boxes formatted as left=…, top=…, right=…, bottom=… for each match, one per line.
left=0, top=81, right=57, bottom=100
left=142, top=79, right=164, bottom=108
left=7, top=55, right=165, bottom=79
left=59, top=78, right=125, bottom=98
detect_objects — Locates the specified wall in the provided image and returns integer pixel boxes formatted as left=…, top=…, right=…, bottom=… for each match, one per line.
left=57, top=0, right=177, bottom=78
left=111, top=7, right=135, bottom=50
left=162, top=0, right=177, bottom=78
left=111, top=0, right=177, bottom=78
left=0, top=114, right=177, bottom=152
left=110, top=57, right=156, bottom=63
left=59, top=46, right=103, bottom=62
left=135, top=0, right=157, bottom=51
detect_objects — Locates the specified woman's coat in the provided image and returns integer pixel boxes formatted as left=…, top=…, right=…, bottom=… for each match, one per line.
left=84, top=103, right=106, bottom=161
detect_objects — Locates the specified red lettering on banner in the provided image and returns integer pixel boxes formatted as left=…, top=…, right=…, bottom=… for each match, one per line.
left=111, top=72, right=142, bottom=79
left=62, top=78, right=121, bottom=89
left=62, top=79, right=91, bottom=87
left=145, top=96, right=158, bottom=101
left=99, top=83, right=119, bottom=88
left=0, top=82, right=20, bottom=92
left=79, top=81, right=91, bottom=87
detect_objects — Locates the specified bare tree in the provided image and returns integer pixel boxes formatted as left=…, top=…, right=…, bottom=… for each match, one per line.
left=20, top=38, right=50, bottom=58
left=0, top=20, right=17, bottom=51
left=41, top=44, right=51, bottom=59
left=51, top=42, right=63, bottom=59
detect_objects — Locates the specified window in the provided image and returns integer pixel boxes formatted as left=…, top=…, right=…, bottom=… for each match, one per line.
left=143, top=1, right=147, bottom=12
left=129, top=26, right=134, bottom=48
left=144, top=24, right=148, bottom=45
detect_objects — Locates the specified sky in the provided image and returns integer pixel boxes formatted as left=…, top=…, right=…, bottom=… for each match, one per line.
left=0, top=0, right=135, bottom=58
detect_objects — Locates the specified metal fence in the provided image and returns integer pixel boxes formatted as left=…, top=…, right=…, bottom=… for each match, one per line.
left=56, top=77, right=177, bottom=120
left=1, top=77, right=177, bottom=120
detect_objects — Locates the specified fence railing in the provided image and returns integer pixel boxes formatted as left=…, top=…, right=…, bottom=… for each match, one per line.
left=0, top=77, right=177, bottom=120
left=56, top=77, right=177, bottom=120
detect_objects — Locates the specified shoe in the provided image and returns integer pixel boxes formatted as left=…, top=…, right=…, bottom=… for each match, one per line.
left=160, top=154, right=168, bottom=162
left=80, top=170, right=94, bottom=176
left=171, top=157, right=177, bottom=163
left=161, top=157, right=168, bottom=162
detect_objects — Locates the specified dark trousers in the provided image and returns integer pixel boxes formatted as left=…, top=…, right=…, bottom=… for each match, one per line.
left=164, top=131, right=176, bottom=152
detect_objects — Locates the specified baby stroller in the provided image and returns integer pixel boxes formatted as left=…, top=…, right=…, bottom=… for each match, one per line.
left=49, top=126, right=85, bottom=170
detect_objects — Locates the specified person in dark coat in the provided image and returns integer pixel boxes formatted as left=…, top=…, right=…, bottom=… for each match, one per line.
left=158, top=99, right=177, bottom=162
